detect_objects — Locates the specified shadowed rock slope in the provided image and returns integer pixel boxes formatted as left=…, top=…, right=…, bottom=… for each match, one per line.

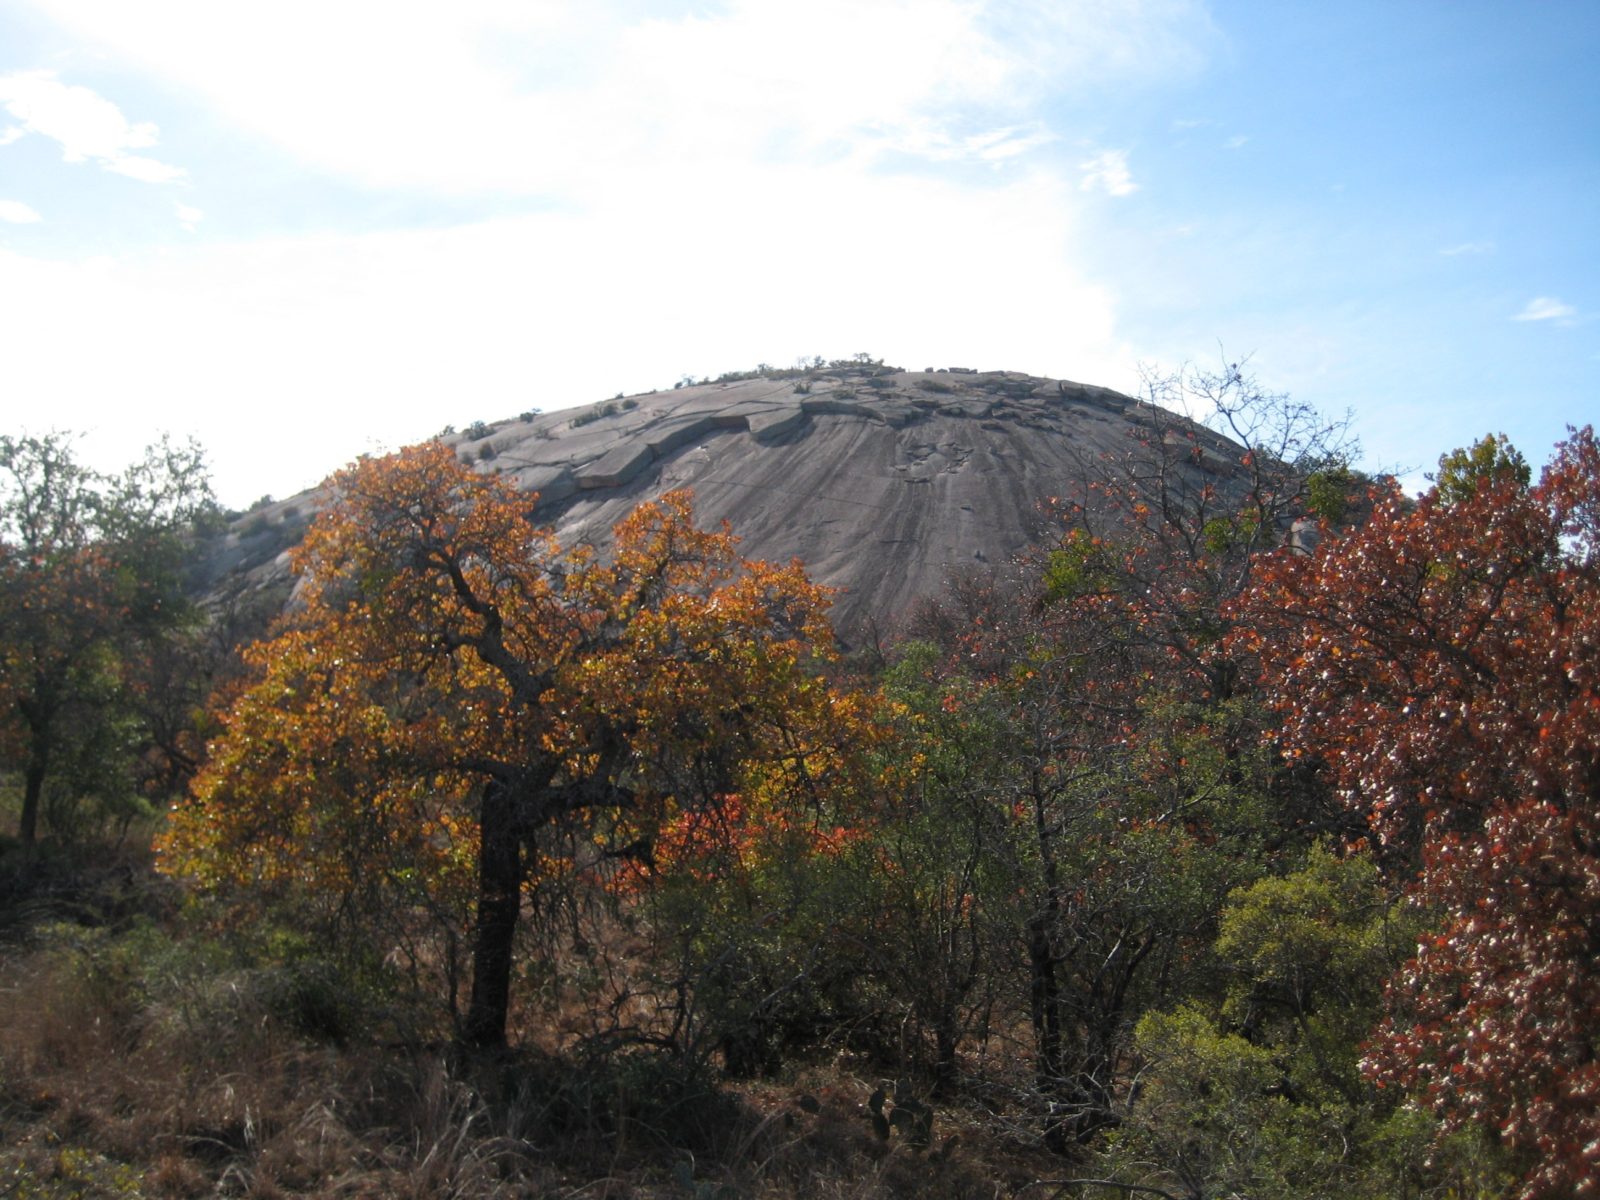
left=205, top=367, right=1251, bottom=637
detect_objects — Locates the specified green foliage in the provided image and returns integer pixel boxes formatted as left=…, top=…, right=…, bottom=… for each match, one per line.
left=632, top=807, right=876, bottom=1078
left=1431, top=433, right=1529, bottom=505
left=863, top=644, right=1027, bottom=1084
left=0, top=432, right=214, bottom=845
left=1305, top=460, right=1355, bottom=523
left=1113, top=1005, right=1301, bottom=1195
left=34, top=914, right=401, bottom=1050
left=0, top=1147, right=145, bottom=1198
left=1040, top=529, right=1113, bottom=603
left=1215, top=845, right=1408, bottom=1064
left=1100, top=847, right=1461, bottom=1199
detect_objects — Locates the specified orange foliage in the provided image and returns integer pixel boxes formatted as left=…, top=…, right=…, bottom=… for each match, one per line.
left=160, top=442, right=866, bottom=1044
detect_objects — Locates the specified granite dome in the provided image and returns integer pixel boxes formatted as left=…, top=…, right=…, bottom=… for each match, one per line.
left=427, top=365, right=1246, bottom=636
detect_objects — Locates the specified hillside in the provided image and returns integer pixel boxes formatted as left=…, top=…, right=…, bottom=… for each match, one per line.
left=208, top=365, right=1248, bottom=635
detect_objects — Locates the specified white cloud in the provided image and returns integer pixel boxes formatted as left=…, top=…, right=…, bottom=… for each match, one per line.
left=13, top=0, right=1212, bottom=195
left=0, top=164, right=1134, bottom=506
left=1513, top=296, right=1576, bottom=323
left=0, top=198, right=42, bottom=223
left=887, top=120, right=1056, bottom=163
left=1222, top=134, right=1247, bottom=150
left=1080, top=148, right=1138, bottom=196
left=174, top=201, right=202, bottom=230
left=0, top=124, right=25, bottom=145
left=0, top=0, right=1217, bottom=502
left=0, top=69, right=184, bottom=182
left=1439, top=241, right=1493, bottom=256
left=105, top=153, right=185, bottom=183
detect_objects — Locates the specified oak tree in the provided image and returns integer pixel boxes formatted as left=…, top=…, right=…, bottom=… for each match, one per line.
left=1239, top=429, right=1600, bottom=1198
left=161, top=442, right=852, bottom=1047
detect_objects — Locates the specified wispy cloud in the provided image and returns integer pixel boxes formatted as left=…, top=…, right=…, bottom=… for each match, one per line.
left=1079, top=149, right=1138, bottom=197
left=0, top=0, right=1219, bottom=501
left=17, top=1, right=1212, bottom=195
left=1439, top=241, right=1494, bottom=256
left=1513, top=297, right=1576, bottom=323
left=886, top=120, right=1055, bottom=164
left=174, top=201, right=203, bottom=231
left=0, top=198, right=42, bottom=223
left=0, top=69, right=184, bottom=182
left=1222, top=134, right=1248, bottom=150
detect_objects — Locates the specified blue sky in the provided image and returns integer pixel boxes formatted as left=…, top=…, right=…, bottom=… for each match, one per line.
left=1, top=0, right=1594, bottom=507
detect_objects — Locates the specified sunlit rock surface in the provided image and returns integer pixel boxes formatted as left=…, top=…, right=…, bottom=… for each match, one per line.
left=206, top=367, right=1246, bottom=639
left=445, top=368, right=1240, bottom=636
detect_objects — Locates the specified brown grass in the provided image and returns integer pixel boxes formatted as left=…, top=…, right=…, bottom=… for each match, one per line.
left=0, top=850, right=1057, bottom=1199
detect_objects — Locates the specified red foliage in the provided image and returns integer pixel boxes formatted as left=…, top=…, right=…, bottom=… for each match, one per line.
left=1237, top=428, right=1600, bottom=1198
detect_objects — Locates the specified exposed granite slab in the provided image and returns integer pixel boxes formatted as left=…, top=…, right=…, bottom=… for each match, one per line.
left=205, top=369, right=1249, bottom=640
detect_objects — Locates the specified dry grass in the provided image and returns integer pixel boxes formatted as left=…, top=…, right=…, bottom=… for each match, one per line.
left=0, top=850, right=1057, bottom=1199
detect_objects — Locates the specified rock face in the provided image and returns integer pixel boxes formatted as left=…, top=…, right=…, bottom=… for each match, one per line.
left=442, top=367, right=1243, bottom=637
left=203, top=367, right=1248, bottom=639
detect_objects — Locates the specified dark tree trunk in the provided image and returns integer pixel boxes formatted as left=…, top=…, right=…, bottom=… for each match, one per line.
left=19, top=739, right=48, bottom=848
left=1028, top=773, right=1065, bottom=1090
left=1027, top=912, right=1063, bottom=1080
left=462, top=780, right=524, bottom=1048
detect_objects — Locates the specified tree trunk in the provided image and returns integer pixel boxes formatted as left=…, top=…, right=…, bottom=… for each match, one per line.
left=462, top=780, right=523, bottom=1048
left=18, top=741, right=47, bottom=847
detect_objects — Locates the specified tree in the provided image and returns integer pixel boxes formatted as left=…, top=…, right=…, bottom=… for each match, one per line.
left=0, top=433, right=213, bottom=846
left=1238, top=428, right=1600, bottom=1198
left=853, top=366, right=1360, bottom=1143
left=160, top=442, right=855, bottom=1048
left=898, top=567, right=1272, bottom=1146
left=1430, top=431, right=1530, bottom=506
left=1095, top=846, right=1510, bottom=1200
left=1045, top=359, right=1360, bottom=706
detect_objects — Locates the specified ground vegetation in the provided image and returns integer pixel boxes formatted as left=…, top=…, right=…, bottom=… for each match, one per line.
left=4, top=399, right=1588, bottom=1199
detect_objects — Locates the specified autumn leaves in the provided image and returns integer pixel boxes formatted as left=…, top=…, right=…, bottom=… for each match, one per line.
left=142, top=419, right=1600, bottom=1199
left=160, top=442, right=863, bottom=1047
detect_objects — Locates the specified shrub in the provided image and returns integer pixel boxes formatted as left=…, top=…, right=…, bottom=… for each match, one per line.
left=570, top=401, right=620, bottom=429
